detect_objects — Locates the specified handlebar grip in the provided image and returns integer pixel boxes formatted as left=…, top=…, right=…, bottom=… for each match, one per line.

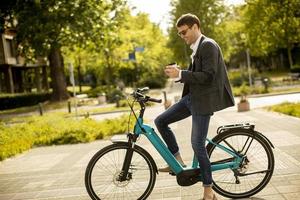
left=148, top=98, right=162, bottom=103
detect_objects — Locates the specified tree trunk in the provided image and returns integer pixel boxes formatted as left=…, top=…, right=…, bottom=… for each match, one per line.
left=48, top=47, right=69, bottom=101
left=104, top=52, right=112, bottom=85
left=287, top=46, right=293, bottom=68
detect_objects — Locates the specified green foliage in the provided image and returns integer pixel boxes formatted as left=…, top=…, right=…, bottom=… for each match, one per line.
left=291, top=65, right=300, bottom=73
left=233, top=84, right=268, bottom=96
left=214, top=6, right=246, bottom=62
left=86, top=86, right=124, bottom=103
left=0, top=92, right=51, bottom=110
left=137, top=67, right=167, bottom=89
left=63, top=8, right=171, bottom=88
left=268, top=102, right=300, bottom=118
left=15, top=0, right=125, bottom=57
left=228, top=69, right=259, bottom=87
left=228, top=71, right=246, bottom=87
left=0, top=114, right=134, bottom=161
left=242, top=0, right=300, bottom=60
left=168, top=0, right=226, bottom=66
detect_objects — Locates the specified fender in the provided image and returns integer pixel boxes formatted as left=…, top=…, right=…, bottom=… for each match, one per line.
left=254, top=130, right=274, bottom=149
left=214, top=126, right=274, bottom=150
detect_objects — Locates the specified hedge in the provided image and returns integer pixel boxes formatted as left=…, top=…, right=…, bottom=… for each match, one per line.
left=0, top=114, right=134, bottom=161
left=268, top=102, right=300, bottom=118
left=0, top=92, right=51, bottom=110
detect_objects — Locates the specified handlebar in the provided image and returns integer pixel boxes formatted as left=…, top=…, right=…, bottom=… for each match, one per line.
left=147, top=97, right=162, bottom=103
left=131, top=88, right=162, bottom=104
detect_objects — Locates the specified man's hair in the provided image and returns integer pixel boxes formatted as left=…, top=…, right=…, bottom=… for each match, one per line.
left=176, top=13, right=200, bottom=29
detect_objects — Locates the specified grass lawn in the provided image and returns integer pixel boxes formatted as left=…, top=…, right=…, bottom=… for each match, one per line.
left=267, top=102, right=300, bottom=118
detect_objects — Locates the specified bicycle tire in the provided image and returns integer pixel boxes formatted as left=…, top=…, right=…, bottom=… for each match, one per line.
left=206, top=128, right=274, bottom=199
left=85, top=143, right=157, bottom=200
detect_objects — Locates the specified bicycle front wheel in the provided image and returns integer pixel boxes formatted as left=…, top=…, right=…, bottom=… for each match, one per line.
left=85, top=143, right=157, bottom=200
left=206, top=128, right=274, bottom=199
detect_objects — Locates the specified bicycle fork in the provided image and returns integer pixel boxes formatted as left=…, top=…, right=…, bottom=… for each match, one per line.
left=117, top=134, right=137, bottom=182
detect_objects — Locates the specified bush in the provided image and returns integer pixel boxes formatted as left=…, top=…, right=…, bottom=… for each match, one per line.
left=137, top=77, right=167, bottom=89
left=0, top=114, right=134, bottom=161
left=137, top=71, right=167, bottom=89
left=233, top=83, right=269, bottom=96
left=228, top=71, right=245, bottom=87
left=228, top=69, right=259, bottom=87
left=0, top=92, right=51, bottom=110
left=86, top=85, right=125, bottom=103
left=291, top=65, right=300, bottom=73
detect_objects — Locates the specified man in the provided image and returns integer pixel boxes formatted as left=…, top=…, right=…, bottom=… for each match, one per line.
left=154, top=13, right=234, bottom=200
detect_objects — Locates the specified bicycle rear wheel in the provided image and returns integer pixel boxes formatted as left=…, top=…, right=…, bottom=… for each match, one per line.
left=85, top=143, right=157, bottom=200
left=206, top=128, right=274, bottom=199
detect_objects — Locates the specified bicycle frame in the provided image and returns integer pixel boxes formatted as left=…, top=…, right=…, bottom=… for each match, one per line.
left=133, top=117, right=243, bottom=175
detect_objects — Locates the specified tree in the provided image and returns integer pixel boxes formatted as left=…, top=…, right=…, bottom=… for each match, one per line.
left=0, top=0, right=16, bottom=33
left=64, top=8, right=172, bottom=88
left=13, top=0, right=124, bottom=100
left=243, top=0, right=300, bottom=68
left=168, top=0, right=226, bottom=66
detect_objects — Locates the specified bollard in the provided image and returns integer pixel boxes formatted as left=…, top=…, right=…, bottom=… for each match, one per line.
left=115, top=94, right=120, bottom=107
left=68, top=101, right=72, bottom=113
left=262, top=77, right=269, bottom=93
left=38, top=103, right=43, bottom=116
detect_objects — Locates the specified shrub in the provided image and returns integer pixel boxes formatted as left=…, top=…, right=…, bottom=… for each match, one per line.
left=228, top=69, right=259, bottom=87
left=137, top=71, right=167, bottom=89
left=228, top=71, right=245, bottom=87
left=233, top=83, right=269, bottom=96
left=86, top=85, right=125, bottom=103
left=291, top=65, right=300, bottom=73
left=0, top=92, right=51, bottom=110
left=0, top=114, right=134, bottom=161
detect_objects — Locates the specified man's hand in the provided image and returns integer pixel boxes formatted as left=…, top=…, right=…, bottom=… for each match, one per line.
left=165, top=64, right=180, bottom=78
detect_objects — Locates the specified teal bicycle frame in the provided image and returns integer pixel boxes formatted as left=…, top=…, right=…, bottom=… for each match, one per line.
left=133, top=117, right=244, bottom=175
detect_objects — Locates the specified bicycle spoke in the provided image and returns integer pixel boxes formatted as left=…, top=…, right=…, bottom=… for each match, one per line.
left=208, top=130, right=274, bottom=198
left=86, top=144, right=156, bottom=200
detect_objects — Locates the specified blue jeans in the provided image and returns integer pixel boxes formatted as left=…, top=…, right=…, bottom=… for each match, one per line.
left=154, top=94, right=213, bottom=186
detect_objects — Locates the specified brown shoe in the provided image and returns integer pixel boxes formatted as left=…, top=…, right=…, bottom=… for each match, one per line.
left=158, top=165, right=171, bottom=172
left=158, top=154, right=186, bottom=173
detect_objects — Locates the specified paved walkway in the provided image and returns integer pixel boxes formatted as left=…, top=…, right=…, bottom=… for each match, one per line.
left=0, top=87, right=300, bottom=199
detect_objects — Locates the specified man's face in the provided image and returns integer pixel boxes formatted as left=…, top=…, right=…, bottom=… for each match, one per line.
left=177, top=24, right=198, bottom=45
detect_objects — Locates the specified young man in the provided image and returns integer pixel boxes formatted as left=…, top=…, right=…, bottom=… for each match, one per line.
left=154, top=13, right=235, bottom=200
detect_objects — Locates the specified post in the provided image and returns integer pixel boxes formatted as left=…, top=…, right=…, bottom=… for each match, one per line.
left=68, top=101, right=71, bottom=113
left=38, top=103, right=43, bottom=116
left=115, top=94, right=120, bottom=107
left=246, top=49, right=252, bottom=87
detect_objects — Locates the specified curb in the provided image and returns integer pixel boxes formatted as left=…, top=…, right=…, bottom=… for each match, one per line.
left=247, top=91, right=300, bottom=98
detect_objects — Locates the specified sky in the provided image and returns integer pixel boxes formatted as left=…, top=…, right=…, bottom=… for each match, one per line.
left=127, top=0, right=245, bottom=34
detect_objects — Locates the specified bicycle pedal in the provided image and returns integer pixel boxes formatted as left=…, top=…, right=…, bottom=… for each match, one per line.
left=169, top=171, right=176, bottom=176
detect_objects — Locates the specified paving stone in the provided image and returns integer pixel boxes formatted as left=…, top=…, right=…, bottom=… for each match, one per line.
left=1, top=102, right=300, bottom=199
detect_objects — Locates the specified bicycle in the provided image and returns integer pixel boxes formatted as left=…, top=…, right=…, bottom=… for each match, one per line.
left=85, top=87, right=275, bottom=200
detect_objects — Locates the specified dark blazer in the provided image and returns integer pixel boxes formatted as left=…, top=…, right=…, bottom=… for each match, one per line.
left=180, top=35, right=235, bottom=115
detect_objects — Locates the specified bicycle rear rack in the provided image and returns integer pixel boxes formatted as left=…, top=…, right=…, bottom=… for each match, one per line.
left=217, top=123, right=255, bottom=134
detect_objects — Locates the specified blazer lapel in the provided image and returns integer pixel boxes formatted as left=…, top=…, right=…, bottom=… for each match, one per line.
left=191, top=35, right=206, bottom=71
